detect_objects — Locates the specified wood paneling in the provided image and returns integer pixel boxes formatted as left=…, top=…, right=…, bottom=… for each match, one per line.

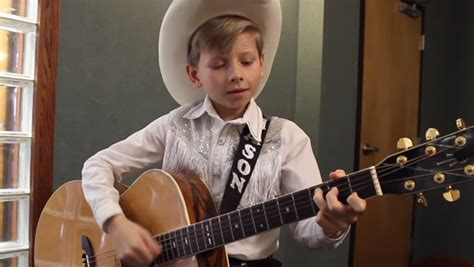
left=352, top=0, right=422, bottom=266
left=30, top=0, right=60, bottom=264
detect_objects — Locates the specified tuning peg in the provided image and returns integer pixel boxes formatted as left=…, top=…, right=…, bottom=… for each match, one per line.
left=455, top=136, right=467, bottom=147
left=397, top=138, right=413, bottom=150
left=425, top=128, right=440, bottom=141
left=465, top=165, right=474, bottom=176
left=456, top=118, right=466, bottom=130
left=416, top=192, right=428, bottom=207
left=443, top=186, right=461, bottom=202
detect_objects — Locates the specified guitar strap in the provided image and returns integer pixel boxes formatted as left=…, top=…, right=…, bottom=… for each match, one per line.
left=219, top=118, right=271, bottom=214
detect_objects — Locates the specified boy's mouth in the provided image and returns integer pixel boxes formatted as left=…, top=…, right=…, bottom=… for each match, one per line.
left=226, top=88, right=249, bottom=94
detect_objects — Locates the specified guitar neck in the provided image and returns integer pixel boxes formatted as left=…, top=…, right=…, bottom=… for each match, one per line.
left=154, top=168, right=378, bottom=264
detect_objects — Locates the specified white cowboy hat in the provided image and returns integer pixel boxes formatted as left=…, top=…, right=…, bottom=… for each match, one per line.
left=159, top=0, right=282, bottom=106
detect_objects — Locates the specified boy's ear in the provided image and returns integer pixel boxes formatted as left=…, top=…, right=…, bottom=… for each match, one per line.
left=186, top=65, right=202, bottom=87
left=259, top=53, right=265, bottom=78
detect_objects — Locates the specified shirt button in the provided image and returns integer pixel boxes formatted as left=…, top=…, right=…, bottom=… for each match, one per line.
left=218, top=139, right=225, bottom=145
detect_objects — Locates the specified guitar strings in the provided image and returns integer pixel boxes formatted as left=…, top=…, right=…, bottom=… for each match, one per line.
left=126, top=146, right=462, bottom=262
left=87, top=144, right=469, bottom=263
left=153, top=145, right=463, bottom=259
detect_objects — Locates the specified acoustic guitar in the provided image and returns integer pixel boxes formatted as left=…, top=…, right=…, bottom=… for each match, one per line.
left=34, top=125, right=474, bottom=267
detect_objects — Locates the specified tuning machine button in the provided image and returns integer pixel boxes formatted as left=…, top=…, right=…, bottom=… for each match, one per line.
left=404, top=180, right=415, bottom=191
left=425, top=145, right=437, bottom=156
left=455, top=136, right=467, bottom=147
left=456, top=118, right=466, bottom=130
left=397, top=138, right=413, bottom=150
left=443, top=186, right=461, bottom=202
left=397, top=155, right=408, bottom=166
left=433, top=172, right=445, bottom=184
left=465, top=165, right=474, bottom=176
left=425, top=128, right=440, bottom=141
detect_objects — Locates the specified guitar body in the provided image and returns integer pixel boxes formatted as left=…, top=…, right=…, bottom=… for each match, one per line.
left=34, top=170, right=229, bottom=267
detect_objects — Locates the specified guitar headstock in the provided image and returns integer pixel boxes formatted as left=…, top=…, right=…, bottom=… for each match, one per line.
left=376, top=119, right=474, bottom=204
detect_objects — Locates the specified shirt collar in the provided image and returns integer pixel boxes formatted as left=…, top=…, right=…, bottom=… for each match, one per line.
left=183, top=96, right=265, bottom=142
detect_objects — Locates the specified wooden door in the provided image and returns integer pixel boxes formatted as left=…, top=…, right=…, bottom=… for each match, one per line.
left=352, top=0, right=422, bottom=266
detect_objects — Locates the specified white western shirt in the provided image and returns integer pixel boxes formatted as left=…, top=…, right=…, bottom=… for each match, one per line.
left=82, top=96, right=347, bottom=261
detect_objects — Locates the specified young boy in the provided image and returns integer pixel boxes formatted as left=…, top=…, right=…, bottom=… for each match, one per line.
left=82, top=0, right=366, bottom=266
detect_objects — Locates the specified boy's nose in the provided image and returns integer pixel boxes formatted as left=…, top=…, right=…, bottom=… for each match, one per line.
left=228, top=64, right=244, bottom=83
left=230, top=76, right=244, bottom=83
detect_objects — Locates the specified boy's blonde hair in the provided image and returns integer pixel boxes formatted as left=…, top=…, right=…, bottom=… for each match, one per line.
left=187, top=15, right=264, bottom=66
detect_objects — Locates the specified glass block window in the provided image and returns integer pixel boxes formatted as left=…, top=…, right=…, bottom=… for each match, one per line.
left=0, top=0, right=38, bottom=263
left=0, top=251, right=28, bottom=266
left=0, top=0, right=38, bottom=24
left=0, top=19, right=37, bottom=79
left=0, top=79, right=33, bottom=136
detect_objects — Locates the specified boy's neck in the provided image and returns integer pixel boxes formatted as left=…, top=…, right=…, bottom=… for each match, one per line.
left=210, top=100, right=250, bottom=122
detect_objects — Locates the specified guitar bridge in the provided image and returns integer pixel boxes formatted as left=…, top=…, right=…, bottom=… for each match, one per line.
left=81, top=235, right=96, bottom=267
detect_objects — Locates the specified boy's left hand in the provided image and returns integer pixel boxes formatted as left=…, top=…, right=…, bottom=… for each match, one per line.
left=313, top=169, right=367, bottom=238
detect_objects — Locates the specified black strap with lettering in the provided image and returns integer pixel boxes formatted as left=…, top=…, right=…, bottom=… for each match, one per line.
left=219, top=118, right=271, bottom=214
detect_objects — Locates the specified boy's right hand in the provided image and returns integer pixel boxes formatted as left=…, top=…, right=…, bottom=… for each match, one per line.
left=104, top=214, right=162, bottom=266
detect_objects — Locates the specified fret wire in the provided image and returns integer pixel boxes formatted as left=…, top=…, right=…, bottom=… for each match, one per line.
left=270, top=201, right=285, bottom=221
left=227, top=213, right=235, bottom=241
left=185, top=227, right=193, bottom=256
left=290, top=193, right=299, bottom=221
left=163, top=233, right=170, bottom=262
left=264, top=199, right=282, bottom=228
left=275, top=197, right=284, bottom=225
left=248, top=206, right=258, bottom=234
left=217, top=215, right=225, bottom=245
left=170, top=232, right=176, bottom=259
left=207, top=221, right=214, bottom=248
left=251, top=205, right=267, bottom=232
left=193, top=224, right=200, bottom=252
left=199, top=222, right=208, bottom=251
left=262, top=202, right=270, bottom=230
left=220, top=214, right=232, bottom=243
left=181, top=228, right=188, bottom=256
left=347, top=173, right=354, bottom=193
left=171, top=231, right=179, bottom=259
left=237, top=209, right=246, bottom=238
left=208, top=218, right=217, bottom=248
left=203, top=221, right=209, bottom=249
left=308, top=187, right=316, bottom=214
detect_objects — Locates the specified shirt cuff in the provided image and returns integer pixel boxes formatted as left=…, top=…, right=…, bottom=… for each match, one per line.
left=315, top=224, right=350, bottom=248
left=93, top=200, right=124, bottom=231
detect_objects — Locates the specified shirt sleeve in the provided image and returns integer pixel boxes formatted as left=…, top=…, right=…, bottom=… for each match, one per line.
left=279, top=120, right=348, bottom=249
left=81, top=113, right=170, bottom=230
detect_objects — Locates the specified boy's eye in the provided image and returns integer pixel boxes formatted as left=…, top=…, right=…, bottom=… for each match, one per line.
left=241, top=60, right=254, bottom=66
left=209, top=61, right=226, bottom=69
left=209, top=64, right=224, bottom=69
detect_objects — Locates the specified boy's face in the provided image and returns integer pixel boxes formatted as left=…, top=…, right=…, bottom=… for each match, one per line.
left=186, top=32, right=264, bottom=120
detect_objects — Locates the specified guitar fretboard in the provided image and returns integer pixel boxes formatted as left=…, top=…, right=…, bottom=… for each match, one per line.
left=154, top=168, right=376, bottom=264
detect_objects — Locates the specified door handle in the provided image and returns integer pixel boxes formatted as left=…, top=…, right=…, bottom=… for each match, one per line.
left=362, top=144, right=379, bottom=155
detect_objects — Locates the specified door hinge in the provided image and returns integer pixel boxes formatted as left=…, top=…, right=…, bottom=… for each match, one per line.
left=419, top=34, right=425, bottom=51
left=399, top=2, right=422, bottom=18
